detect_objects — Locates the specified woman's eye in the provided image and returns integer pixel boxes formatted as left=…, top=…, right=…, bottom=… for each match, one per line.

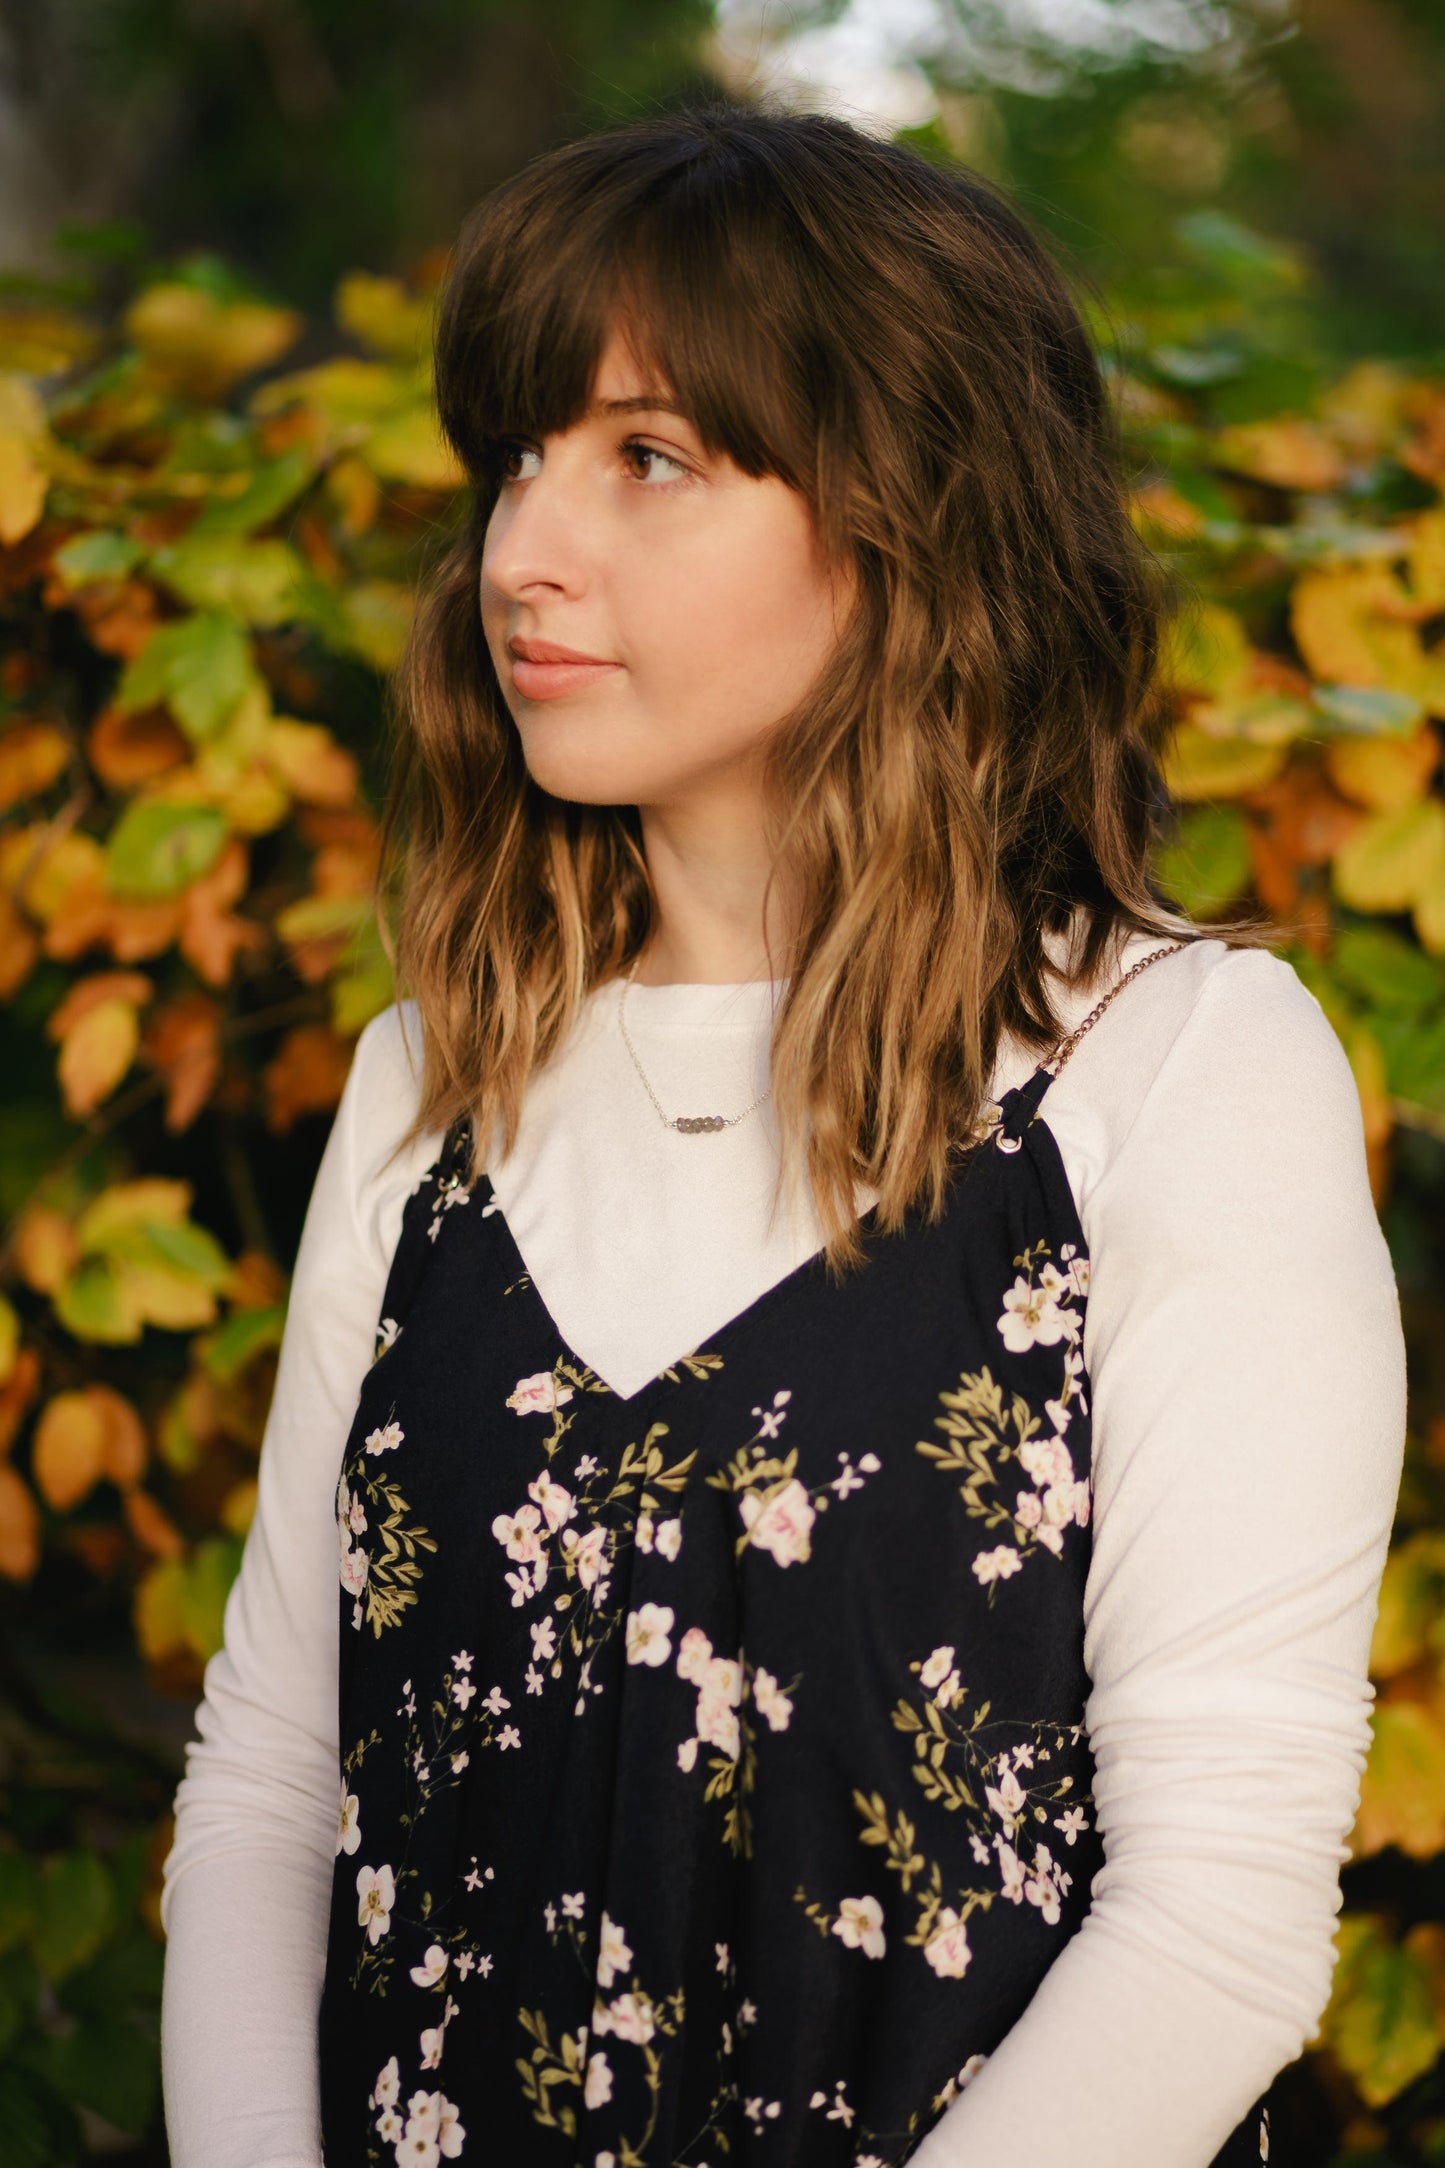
left=497, top=441, right=541, bottom=483
left=622, top=439, right=689, bottom=484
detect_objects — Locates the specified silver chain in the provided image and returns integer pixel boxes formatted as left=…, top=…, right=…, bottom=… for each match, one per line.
left=616, top=961, right=773, bottom=1135
left=1043, top=941, right=1189, bottom=1078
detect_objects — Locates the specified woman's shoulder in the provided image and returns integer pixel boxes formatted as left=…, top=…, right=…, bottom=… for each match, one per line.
left=333, top=999, right=447, bottom=1271
left=1032, top=932, right=1367, bottom=1218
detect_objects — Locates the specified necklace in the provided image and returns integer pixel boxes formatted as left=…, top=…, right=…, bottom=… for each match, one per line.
left=616, top=961, right=773, bottom=1134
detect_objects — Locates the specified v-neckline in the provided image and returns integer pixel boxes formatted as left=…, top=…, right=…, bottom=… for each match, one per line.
left=479, top=1169, right=886, bottom=1408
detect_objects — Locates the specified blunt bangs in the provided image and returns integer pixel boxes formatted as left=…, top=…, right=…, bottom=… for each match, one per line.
left=432, top=127, right=823, bottom=508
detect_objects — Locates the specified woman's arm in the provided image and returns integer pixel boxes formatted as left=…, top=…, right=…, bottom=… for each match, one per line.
left=160, top=1005, right=436, bottom=2168
left=911, top=949, right=1407, bottom=2167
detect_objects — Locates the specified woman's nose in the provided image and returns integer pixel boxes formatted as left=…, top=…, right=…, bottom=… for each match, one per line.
left=483, top=464, right=591, bottom=599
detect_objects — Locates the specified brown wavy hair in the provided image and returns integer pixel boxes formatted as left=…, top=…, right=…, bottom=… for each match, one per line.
left=374, top=101, right=1220, bottom=1275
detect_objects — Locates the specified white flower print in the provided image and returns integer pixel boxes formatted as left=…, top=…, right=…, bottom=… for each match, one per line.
left=655, top=1516, right=683, bottom=1560
left=506, top=1371, right=574, bottom=1416
left=602, top=1991, right=655, bottom=2045
left=596, top=1910, right=633, bottom=1991
left=375, top=1316, right=400, bottom=1358
left=972, top=1546, right=1023, bottom=1586
left=491, top=1503, right=544, bottom=1563
left=997, top=1275, right=1071, bottom=1352
left=752, top=1667, right=793, bottom=1732
left=356, top=1863, right=395, bottom=1944
left=337, top=1784, right=361, bottom=1857
left=995, top=1835, right=1026, bottom=1903
left=409, top=1942, right=449, bottom=1988
left=365, top=1420, right=404, bottom=1455
left=738, top=1476, right=815, bottom=1566
left=922, top=1906, right=973, bottom=1979
left=419, top=2026, right=444, bottom=2071
left=561, top=1521, right=608, bottom=1589
left=676, top=1625, right=713, bottom=1683
left=635, top=1513, right=655, bottom=1553
left=985, top=1760, right=1027, bottom=1833
left=1054, top=1805, right=1089, bottom=1845
left=451, top=1676, right=475, bottom=1710
left=831, top=1895, right=886, bottom=1959
left=1024, top=1843, right=1063, bottom=1924
left=919, top=1645, right=955, bottom=1691
left=377, top=2108, right=404, bottom=2143
left=497, top=1724, right=521, bottom=1750
left=527, top=1468, right=575, bottom=1531
left=530, top=1618, right=557, bottom=1664
left=398, top=2089, right=465, bottom=2163
left=584, top=2051, right=613, bottom=2109
left=370, top=2057, right=400, bottom=2111
left=677, top=1737, right=698, bottom=1772
left=1017, top=1434, right=1073, bottom=1492
left=452, top=1650, right=472, bottom=1672
left=626, top=1603, right=675, bottom=1668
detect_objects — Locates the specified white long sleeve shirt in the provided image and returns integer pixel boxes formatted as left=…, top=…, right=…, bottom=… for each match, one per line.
left=160, top=931, right=1407, bottom=2168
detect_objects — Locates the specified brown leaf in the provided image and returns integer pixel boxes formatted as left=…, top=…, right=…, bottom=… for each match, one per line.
left=123, top=1488, right=185, bottom=1560
left=0, top=1347, right=40, bottom=1459
left=94, top=1385, right=148, bottom=1489
left=225, top=1250, right=287, bottom=1309
left=47, top=968, right=155, bottom=1040
left=31, top=1389, right=107, bottom=1511
left=142, top=993, right=223, bottom=1132
left=263, top=1023, right=352, bottom=1132
left=0, top=720, right=70, bottom=812
left=0, top=1464, right=40, bottom=1580
left=87, top=701, right=189, bottom=787
left=12, top=1205, right=80, bottom=1296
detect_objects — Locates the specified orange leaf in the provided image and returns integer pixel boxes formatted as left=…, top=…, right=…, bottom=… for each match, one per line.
left=263, top=1023, right=352, bottom=1132
left=262, top=718, right=359, bottom=808
left=0, top=1348, right=40, bottom=1459
left=0, top=1464, right=40, bottom=1580
left=1215, top=417, right=1346, bottom=494
left=12, top=1205, right=80, bottom=1296
left=62, top=577, right=161, bottom=659
left=0, top=720, right=69, bottom=812
left=31, top=1389, right=107, bottom=1510
left=143, top=993, right=223, bottom=1132
left=123, top=1488, right=185, bottom=1560
left=56, top=997, right=141, bottom=1118
left=87, top=701, right=189, bottom=788
left=93, top=1385, right=148, bottom=1488
left=225, top=1250, right=288, bottom=1309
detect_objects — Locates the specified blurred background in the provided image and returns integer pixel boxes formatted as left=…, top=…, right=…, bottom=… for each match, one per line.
left=0, top=1, right=1442, bottom=2160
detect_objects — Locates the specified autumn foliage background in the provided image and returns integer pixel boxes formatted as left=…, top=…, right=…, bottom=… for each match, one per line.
left=1, top=5, right=1445, bottom=2162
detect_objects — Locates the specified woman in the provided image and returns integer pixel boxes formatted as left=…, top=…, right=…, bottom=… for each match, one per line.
left=160, top=105, right=1406, bottom=2168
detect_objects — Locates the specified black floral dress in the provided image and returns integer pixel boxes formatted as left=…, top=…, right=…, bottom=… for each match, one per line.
left=316, top=1044, right=1273, bottom=2167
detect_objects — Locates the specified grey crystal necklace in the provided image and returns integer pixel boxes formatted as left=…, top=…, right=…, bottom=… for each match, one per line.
left=616, top=960, right=772, bottom=1134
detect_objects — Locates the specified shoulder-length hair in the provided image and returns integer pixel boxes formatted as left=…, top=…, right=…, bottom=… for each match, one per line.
left=375, top=101, right=1218, bottom=1275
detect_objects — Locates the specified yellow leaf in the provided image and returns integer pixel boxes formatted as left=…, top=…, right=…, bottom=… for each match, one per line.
left=0, top=823, right=107, bottom=923
left=117, top=1259, right=219, bottom=1332
left=1292, top=564, right=1445, bottom=711
left=261, top=718, right=358, bottom=807
left=1214, top=417, right=1345, bottom=493
left=220, top=1478, right=258, bottom=1536
left=57, top=997, right=140, bottom=1118
left=1355, top=1699, right=1445, bottom=1859
left=361, top=404, right=464, bottom=490
left=1326, top=729, right=1440, bottom=813
left=1371, top=1535, right=1445, bottom=1676
left=134, top=1556, right=191, bottom=1662
left=74, top=1178, right=192, bottom=1252
left=334, top=273, right=433, bottom=362
left=1332, top=799, right=1445, bottom=914
left=1317, top=361, right=1409, bottom=458
left=93, top=1385, right=147, bottom=1488
left=1159, top=603, right=1250, bottom=701
left=1161, top=724, right=1286, bottom=802
left=0, top=720, right=69, bottom=812
left=0, top=430, right=47, bottom=545
left=0, top=1464, right=40, bottom=1581
left=1320, top=1913, right=1443, bottom=2107
left=1416, top=864, right=1445, bottom=957
left=345, top=579, right=414, bottom=671
left=124, top=285, right=303, bottom=400
left=31, top=1390, right=107, bottom=1511
left=1409, top=507, right=1445, bottom=612
left=0, top=1294, right=16, bottom=1387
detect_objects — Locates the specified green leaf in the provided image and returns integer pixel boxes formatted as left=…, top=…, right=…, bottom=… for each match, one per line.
left=105, top=798, right=227, bottom=899
left=201, top=1303, right=285, bottom=1381
left=1334, top=801, right=1445, bottom=915
left=115, top=611, right=261, bottom=743
left=1322, top=1913, right=1443, bottom=2107
left=0, top=1852, right=39, bottom=1957
left=45, top=2011, right=158, bottom=2133
left=52, top=1255, right=144, bottom=1345
left=148, top=534, right=310, bottom=625
left=0, top=2063, right=80, bottom=2168
left=1313, top=684, right=1425, bottom=737
left=132, top=1216, right=232, bottom=1285
left=1332, top=927, right=1445, bottom=1018
left=181, top=1537, right=245, bottom=1661
left=31, top=1853, right=114, bottom=1984
left=187, top=446, right=316, bottom=536
left=50, top=530, right=143, bottom=586
left=1154, top=805, right=1252, bottom=917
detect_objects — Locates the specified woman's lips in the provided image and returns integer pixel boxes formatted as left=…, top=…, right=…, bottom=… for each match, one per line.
left=510, top=656, right=622, bottom=700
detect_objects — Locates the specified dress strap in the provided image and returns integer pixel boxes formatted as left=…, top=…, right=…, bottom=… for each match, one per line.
left=995, top=939, right=1189, bottom=1151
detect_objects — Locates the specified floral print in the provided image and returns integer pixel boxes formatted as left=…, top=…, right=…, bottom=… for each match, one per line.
left=317, top=1086, right=1272, bottom=2168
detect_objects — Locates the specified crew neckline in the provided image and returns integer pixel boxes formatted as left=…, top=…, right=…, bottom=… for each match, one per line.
left=606, top=974, right=790, bottom=1030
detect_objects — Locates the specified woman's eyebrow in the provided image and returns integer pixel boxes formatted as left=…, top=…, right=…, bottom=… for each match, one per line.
left=588, top=394, right=692, bottom=420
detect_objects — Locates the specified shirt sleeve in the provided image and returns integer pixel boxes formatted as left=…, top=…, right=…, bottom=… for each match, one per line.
left=159, top=1005, right=433, bottom=2168
left=909, top=949, right=1408, bottom=2167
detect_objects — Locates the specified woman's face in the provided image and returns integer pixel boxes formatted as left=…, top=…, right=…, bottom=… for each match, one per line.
left=479, top=324, right=853, bottom=814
